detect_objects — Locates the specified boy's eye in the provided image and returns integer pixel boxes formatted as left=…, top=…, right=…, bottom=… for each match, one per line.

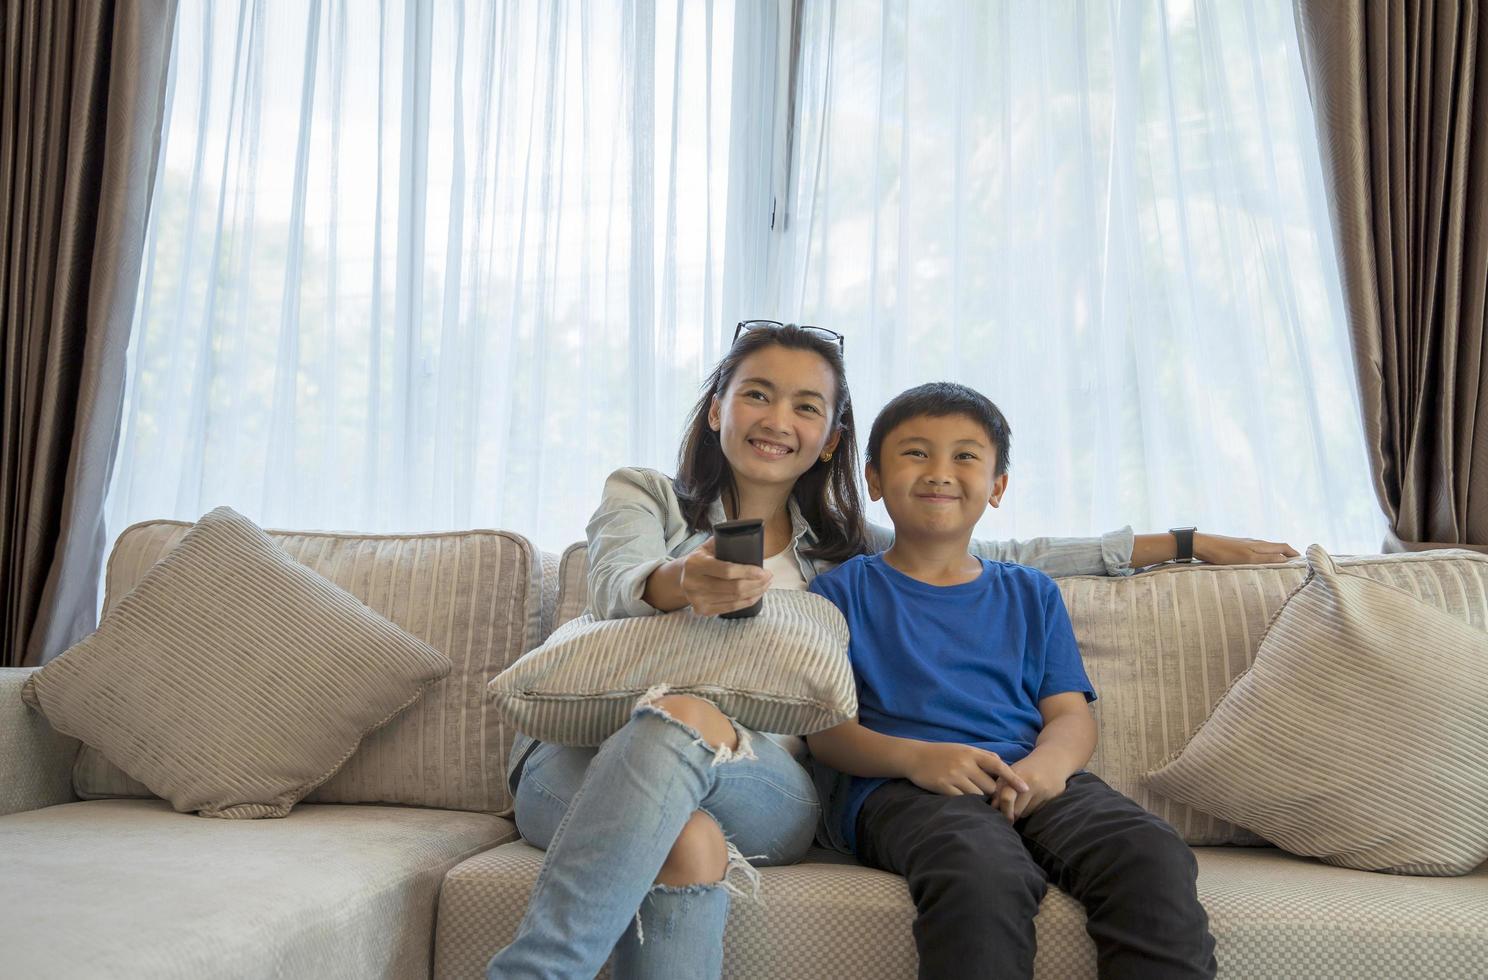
left=956, top=452, right=979, bottom=461
left=902, top=449, right=927, bottom=458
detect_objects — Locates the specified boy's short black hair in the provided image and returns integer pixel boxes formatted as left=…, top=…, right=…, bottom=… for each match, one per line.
left=865, top=382, right=1012, bottom=477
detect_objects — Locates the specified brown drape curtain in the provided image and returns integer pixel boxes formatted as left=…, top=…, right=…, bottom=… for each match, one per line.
left=1294, top=0, right=1488, bottom=553
left=2, top=1, right=178, bottom=668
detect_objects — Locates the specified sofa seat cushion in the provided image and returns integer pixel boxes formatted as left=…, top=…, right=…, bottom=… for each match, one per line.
left=0, top=799, right=516, bottom=979
left=433, top=842, right=1488, bottom=979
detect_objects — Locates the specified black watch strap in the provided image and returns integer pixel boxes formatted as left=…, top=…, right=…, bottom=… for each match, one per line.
left=1170, top=527, right=1197, bottom=563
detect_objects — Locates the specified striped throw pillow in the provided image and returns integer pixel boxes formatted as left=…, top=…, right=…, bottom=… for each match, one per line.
left=1144, top=544, right=1488, bottom=875
left=74, top=520, right=540, bottom=813
left=21, top=507, right=451, bottom=819
left=488, top=590, right=854, bottom=745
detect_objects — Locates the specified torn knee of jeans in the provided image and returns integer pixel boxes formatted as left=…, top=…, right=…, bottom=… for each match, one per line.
left=631, top=686, right=705, bottom=742
left=631, top=686, right=758, bottom=765
left=698, top=723, right=755, bottom=766
left=648, top=880, right=724, bottom=897
left=660, top=811, right=762, bottom=904
left=635, top=683, right=675, bottom=713
left=720, top=839, right=763, bottom=903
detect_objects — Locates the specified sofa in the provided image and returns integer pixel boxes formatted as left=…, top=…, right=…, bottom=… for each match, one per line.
left=2, top=519, right=1486, bottom=979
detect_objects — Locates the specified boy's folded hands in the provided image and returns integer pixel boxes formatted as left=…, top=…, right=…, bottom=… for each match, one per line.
left=990, top=755, right=1071, bottom=823
left=907, top=742, right=1029, bottom=800
left=903, top=741, right=1075, bottom=824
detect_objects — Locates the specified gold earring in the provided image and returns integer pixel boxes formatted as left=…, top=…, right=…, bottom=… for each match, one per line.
left=820, top=451, right=833, bottom=463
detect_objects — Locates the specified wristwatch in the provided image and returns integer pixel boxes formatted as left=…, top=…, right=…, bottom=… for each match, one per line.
left=1169, top=527, right=1197, bottom=563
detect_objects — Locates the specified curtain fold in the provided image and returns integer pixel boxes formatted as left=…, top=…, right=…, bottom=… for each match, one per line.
left=1, top=1, right=179, bottom=668
left=1295, top=0, right=1488, bottom=552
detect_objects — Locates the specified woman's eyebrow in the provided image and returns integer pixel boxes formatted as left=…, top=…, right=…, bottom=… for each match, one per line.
left=739, top=378, right=826, bottom=402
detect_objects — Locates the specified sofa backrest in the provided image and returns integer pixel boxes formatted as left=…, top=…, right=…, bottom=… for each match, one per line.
left=549, top=546, right=1488, bottom=845
left=74, top=520, right=544, bottom=813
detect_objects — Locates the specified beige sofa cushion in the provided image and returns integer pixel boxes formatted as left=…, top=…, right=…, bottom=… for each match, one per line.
left=1146, top=545, right=1488, bottom=875
left=433, top=840, right=1488, bottom=980
left=23, top=508, right=451, bottom=819
left=74, top=519, right=542, bottom=813
left=554, top=541, right=590, bottom=628
left=0, top=668, right=79, bottom=817
left=0, top=799, right=516, bottom=979
left=489, top=590, right=855, bottom=745
left=538, top=550, right=564, bottom=640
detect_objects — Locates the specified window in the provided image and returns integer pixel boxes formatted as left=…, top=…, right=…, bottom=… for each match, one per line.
left=111, top=1, right=1381, bottom=554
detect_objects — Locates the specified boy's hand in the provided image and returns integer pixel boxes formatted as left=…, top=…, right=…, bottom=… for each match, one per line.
left=907, top=742, right=1029, bottom=798
left=991, top=756, right=1071, bottom=822
left=679, top=538, right=772, bottom=617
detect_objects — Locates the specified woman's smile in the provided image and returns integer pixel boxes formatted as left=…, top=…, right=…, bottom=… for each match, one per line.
left=748, top=437, right=794, bottom=459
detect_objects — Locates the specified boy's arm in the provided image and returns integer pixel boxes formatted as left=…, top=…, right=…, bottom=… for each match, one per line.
left=1024, top=692, right=1097, bottom=776
left=808, top=719, right=1028, bottom=797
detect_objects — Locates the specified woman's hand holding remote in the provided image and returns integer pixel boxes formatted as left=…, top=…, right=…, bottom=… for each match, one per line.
left=678, top=538, right=772, bottom=617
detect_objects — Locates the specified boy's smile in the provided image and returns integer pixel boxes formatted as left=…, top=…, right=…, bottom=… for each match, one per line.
left=867, top=412, right=1008, bottom=541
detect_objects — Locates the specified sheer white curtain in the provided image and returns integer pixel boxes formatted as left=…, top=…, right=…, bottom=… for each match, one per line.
left=109, top=0, right=784, bottom=551
left=112, top=0, right=1383, bottom=556
left=776, top=1, right=1384, bottom=552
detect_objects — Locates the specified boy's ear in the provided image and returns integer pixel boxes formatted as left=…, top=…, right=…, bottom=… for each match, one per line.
left=988, top=472, right=1009, bottom=508
left=707, top=395, right=722, bottom=432
left=865, top=463, right=883, bottom=502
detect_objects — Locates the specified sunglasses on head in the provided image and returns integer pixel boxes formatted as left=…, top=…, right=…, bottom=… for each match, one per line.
left=734, top=319, right=845, bottom=350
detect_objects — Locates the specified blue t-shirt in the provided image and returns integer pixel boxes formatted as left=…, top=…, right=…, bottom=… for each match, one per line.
left=808, top=553, right=1096, bottom=851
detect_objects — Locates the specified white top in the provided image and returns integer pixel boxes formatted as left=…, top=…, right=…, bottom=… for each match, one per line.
left=761, top=546, right=811, bottom=760
left=764, top=547, right=809, bottom=591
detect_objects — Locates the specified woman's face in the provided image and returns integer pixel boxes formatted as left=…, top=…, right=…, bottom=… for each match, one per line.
left=708, top=345, right=844, bottom=494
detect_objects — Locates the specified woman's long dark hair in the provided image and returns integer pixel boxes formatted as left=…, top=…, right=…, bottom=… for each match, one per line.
left=673, top=323, right=869, bottom=564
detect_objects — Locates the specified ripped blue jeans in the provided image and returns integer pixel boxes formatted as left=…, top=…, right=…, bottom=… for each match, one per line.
left=486, top=692, right=820, bottom=979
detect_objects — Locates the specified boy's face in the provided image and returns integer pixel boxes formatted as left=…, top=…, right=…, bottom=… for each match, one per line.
left=866, top=412, right=1008, bottom=541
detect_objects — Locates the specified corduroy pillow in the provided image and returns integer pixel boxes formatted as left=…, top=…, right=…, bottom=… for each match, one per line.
left=488, top=589, right=854, bottom=745
left=73, top=521, right=540, bottom=813
left=1144, top=544, right=1488, bottom=875
left=21, top=507, right=451, bottom=819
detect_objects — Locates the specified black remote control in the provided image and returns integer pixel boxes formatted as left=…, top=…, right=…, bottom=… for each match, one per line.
left=711, top=518, right=765, bottom=619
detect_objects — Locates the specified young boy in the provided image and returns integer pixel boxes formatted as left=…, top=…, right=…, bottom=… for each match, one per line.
left=807, top=382, right=1217, bottom=980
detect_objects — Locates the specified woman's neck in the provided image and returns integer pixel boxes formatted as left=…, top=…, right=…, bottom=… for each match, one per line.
left=724, top=481, right=796, bottom=555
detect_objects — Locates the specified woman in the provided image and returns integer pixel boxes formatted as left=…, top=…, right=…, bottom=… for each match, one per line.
left=487, top=321, right=1294, bottom=979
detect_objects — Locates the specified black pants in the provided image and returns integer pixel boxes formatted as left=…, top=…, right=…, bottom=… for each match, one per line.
left=856, top=772, right=1217, bottom=980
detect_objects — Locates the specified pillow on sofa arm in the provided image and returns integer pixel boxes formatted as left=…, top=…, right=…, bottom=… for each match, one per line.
left=21, top=506, right=451, bottom=819
left=488, top=589, right=854, bottom=745
left=1144, top=544, right=1488, bottom=876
